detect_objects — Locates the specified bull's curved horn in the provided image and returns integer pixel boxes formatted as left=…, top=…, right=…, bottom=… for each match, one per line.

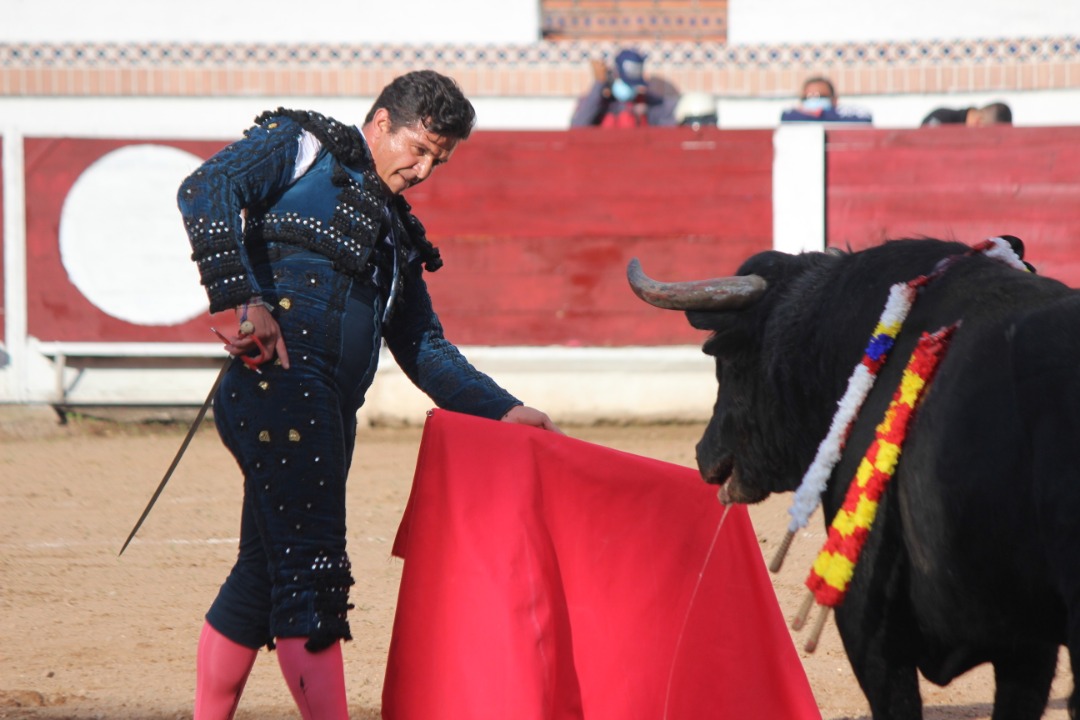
left=626, top=258, right=767, bottom=311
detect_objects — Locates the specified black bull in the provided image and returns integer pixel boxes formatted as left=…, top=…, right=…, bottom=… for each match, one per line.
left=629, top=238, right=1080, bottom=720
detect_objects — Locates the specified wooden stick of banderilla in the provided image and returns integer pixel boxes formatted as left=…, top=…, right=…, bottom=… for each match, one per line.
left=769, top=529, right=796, bottom=573
left=790, top=590, right=830, bottom=654
left=791, top=590, right=815, bottom=631
left=804, top=605, right=831, bottom=653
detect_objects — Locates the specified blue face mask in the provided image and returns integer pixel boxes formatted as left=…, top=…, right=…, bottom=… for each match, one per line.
left=611, top=78, right=639, bottom=103
left=801, top=96, right=834, bottom=112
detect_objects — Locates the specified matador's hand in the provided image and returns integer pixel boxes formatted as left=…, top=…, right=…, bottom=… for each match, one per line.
left=215, top=301, right=290, bottom=370
left=502, top=405, right=562, bottom=434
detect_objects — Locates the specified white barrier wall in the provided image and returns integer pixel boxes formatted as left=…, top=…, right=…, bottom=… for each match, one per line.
left=729, top=0, right=1080, bottom=45
left=8, top=0, right=1080, bottom=47
left=1, top=0, right=541, bottom=45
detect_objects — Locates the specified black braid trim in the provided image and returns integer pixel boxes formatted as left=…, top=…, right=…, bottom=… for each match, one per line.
left=304, top=550, right=356, bottom=652
left=252, top=108, right=368, bottom=167
left=245, top=214, right=373, bottom=278
left=252, top=108, right=443, bottom=273
left=393, top=195, right=443, bottom=272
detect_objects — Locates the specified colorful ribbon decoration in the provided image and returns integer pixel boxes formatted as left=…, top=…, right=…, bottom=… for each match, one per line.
left=783, top=282, right=915, bottom=535
left=785, top=236, right=1026, bottom=538
left=805, top=323, right=958, bottom=607
left=774, top=236, right=1031, bottom=578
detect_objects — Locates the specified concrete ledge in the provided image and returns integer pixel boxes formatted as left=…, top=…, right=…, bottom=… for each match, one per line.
left=3, top=345, right=719, bottom=426
left=358, top=345, right=718, bottom=426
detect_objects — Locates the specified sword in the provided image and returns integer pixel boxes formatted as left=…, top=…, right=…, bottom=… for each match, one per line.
left=118, top=357, right=233, bottom=556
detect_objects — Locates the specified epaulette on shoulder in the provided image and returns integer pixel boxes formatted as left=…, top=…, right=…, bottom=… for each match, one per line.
left=250, top=108, right=368, bottom=167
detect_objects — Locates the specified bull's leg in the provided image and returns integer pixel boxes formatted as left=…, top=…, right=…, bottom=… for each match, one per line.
left=1012, top=302, right=1080, bottom=716
left=989, top=647, right=1056, bottom=720
left=831, top=492, right=925, bottom=719
left=847, top=652, right=923, bottom=720
left=834, top=593, right=924, bottom=720
left=1068, top=628, right=1080, bottom=719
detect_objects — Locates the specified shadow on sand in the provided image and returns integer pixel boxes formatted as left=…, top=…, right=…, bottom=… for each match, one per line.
left=829, top=696, right=1067, bottom=720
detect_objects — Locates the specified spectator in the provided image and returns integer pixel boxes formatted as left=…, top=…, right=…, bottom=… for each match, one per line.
left=675, top=92, right=718, bottom=130
left=781, top=76, right=872, bottom=124
left=921, top=102, right=1012, bottom=127
left=570, top=48, right=677, bottom=128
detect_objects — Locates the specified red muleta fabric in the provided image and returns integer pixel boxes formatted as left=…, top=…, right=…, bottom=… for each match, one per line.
left=383, top=409, right=821, bottom=720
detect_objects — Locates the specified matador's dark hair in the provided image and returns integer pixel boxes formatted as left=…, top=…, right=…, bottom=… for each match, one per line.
left=364, top=70, right=476, bottom=140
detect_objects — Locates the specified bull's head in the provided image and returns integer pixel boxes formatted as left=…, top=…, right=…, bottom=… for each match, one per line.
left=628, top=255, right=827, bottom=505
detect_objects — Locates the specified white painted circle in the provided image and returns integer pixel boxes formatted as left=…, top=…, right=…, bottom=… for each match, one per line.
left=59, top=144, right=209, bottom=326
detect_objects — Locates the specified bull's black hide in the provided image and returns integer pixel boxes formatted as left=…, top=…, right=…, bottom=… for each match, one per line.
left=634, top=238, right=1080, bottom=720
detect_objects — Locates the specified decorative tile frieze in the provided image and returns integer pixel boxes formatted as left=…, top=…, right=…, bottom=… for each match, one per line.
left=541, top=0, right=728, bottom=42
left=0, top=37, right=1076, bottom=98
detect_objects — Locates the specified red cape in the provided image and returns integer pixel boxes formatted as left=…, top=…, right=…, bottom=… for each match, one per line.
left=383, top=409, right=820, bottom=720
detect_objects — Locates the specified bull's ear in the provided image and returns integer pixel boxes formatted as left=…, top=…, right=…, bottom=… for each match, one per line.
left=689, top=312, right=753, bottom=356
left=686, top=310, right=722, bottom=331
left=686, top=307, right=749, bottom=332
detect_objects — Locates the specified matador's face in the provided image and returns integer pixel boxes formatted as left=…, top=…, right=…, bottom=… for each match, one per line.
left=364, top=107, right=459, bottom=195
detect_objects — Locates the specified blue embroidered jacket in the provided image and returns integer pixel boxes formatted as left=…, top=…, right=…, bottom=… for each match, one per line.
left=178, top=109, right=521, bottom=420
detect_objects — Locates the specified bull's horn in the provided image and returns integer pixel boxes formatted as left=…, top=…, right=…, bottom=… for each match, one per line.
left=626, top=258, right=767, bottom=311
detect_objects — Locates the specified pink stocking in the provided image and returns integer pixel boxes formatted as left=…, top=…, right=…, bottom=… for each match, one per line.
left=275, top=638, right=349, bottom=720
left=193, top=620, right=259, bottom=720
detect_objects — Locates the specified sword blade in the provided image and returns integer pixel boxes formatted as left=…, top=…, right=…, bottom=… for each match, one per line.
left=118, top=357, right=232, bottom=556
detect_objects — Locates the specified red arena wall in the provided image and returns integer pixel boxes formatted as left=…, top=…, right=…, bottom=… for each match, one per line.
left=21, top=129, right=774, bottom=347
left=409, top=128, right=775, bottom=346
left=23, top=137, right=230, bottom=344
left=0, top=137, right=5, bottom=341
left=825, top=125, right=1080, bottom=285
left=16, top=126, right=1080, bottom=353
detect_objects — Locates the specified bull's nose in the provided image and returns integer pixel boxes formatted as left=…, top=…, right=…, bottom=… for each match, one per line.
left=698, top=454, right=733, bottom=487
left=717, top=484, right=733, bottom=505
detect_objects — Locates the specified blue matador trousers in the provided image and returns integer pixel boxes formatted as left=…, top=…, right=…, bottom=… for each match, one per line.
left=206, top=244, right=382, bottom=651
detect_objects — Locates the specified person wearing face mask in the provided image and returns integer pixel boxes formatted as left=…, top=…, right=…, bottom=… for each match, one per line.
left=178, top=69, right=560, bottom=720
left=570, top=48, right=678, bottom=128
left=781, top=76, right=873, bottom=124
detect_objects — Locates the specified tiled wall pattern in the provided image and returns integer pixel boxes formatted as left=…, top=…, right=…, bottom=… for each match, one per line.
left=541, top=0, right=728, bottom=42
left=0, top=37, right=1076, bottom=99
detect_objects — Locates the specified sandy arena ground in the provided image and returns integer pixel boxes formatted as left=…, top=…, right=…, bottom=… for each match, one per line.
left=0, top=405, right=1073, bottom=719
